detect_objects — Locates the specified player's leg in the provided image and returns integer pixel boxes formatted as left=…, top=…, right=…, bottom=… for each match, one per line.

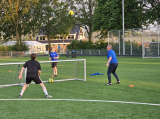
left=111, top=63, right=120, bottom=84
left=54, top=63, right=58, bottom=76
left=34, top=76, right=52, bottom=98
left=19, top=77, right=31, bottom=98
left=51, top=63, right=55, bottom=75
left=107, top=64, right=114, bottom=85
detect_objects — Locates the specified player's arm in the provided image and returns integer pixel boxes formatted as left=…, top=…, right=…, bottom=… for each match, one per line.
left=19, top=67, right=24, bottom=79
left=55, top=53, right=59, bottom=59
left=55, top=56, right=59, bottom=59
left=106, top=57, right=112, bottom=67
left=49, top=53, right=51, bottom=60
left=38, top=70, right=41, bottom=77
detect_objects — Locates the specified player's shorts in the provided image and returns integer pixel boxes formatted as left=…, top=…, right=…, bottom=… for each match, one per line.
left=51, top=62, right=58, bottom=68
left=26, top=74, right=42, bottom=84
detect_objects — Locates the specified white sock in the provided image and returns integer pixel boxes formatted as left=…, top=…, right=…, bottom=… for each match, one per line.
left=43, top=90, right=48, bottom=95
left=20, top=90, right=24, bottom=96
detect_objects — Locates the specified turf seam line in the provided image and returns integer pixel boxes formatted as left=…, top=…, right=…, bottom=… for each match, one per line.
left=0, top=99, right=160, bottom=106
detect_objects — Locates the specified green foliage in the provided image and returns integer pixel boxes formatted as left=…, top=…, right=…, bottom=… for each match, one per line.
left=67, top=40, right=108, bottom=49
left=0, top=0, right=38, bottom=42
left=10, top=42, right=29, bottom=51
left=93, top=0, right=148, bottom=37
left=0, top=42, right=29, bottom=51
left=72, top=0, right=97, bottom=42
left=0, top=45, right=9, bottom=51
left=34, top=0, right=75, bottom=53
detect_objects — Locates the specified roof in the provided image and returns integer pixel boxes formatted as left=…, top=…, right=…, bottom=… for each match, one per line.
left=37, top=25, right=81, bottom=41
left=5, top=41, right=45, bottom=46
left=37, top=40, right=75, bottom=44
left=25, top=41, right=45, bottom=46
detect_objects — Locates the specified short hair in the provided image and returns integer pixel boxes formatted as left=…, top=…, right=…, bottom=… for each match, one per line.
left=108, top=44, right=112, bottom=49
left=30, top=53, right=36, bottom=60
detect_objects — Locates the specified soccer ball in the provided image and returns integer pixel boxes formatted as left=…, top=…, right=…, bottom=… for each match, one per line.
left=49, top=78, right=53, bottom=83
left=69, top=10, right=74, bottom=15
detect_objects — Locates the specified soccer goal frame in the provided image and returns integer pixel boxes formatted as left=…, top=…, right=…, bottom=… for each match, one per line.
left=0, top=59, right=86, bottom=88
left=142, top=42, right=160, bottom=58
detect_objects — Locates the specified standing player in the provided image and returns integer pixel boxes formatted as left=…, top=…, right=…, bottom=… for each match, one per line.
left=106, top=44, right=120, bottom=85
left=49, top=47, right=59, bottom=77
left=18, top=53, right=52, bottom=98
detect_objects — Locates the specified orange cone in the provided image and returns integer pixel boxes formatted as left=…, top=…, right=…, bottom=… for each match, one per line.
left=51, top=75, right=54, bottom=77
left=129, top=85, right=134, bottom=87
left=9, top=70, right=11, bottom=72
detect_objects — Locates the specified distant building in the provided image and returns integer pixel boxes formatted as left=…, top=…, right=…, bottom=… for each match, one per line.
left=36, top=25, right=85, bottom=52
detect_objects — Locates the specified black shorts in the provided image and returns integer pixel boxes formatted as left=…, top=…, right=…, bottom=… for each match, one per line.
left=26, top=75, right=42, bottom=84
left=51, top=62, right=58, bottom=68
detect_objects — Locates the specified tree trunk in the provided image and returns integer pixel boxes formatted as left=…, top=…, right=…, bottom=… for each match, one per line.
left=48, top=33, right=51, bottom=54
left=15, top=20, right=20, bottom=50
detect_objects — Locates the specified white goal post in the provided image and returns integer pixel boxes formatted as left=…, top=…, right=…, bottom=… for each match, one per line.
left=142, top=42, right=160, bottom=58
left=0, top=59, right=86, bottom=88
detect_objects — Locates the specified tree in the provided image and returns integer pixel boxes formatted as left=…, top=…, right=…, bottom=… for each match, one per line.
left=72, top=0, right=97, bottom=42
left=93, top=0, right=147, bottom=37
left=34, top=0, right=75, bottom=53
left=0, top=0, right=38, bottom=47
left=146, top=0, right=160, bottom=25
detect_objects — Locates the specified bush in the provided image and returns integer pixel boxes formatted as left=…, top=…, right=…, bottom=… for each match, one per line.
left=10, top=42, right=29, bottom=51
left=0, top=42, right=29, bottom=51
left=67, top=40, right=108, bottom=49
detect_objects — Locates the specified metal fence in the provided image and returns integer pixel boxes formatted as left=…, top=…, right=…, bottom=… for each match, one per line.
left=0, top=28, right=160, bottom=57
left=107, top=27, right=160, bottom=56
left=0, top=51, right=48, bottom=57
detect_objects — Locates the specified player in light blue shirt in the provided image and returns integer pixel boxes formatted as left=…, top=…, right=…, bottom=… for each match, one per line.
left=106, top=44, right=120, bottom=85
left=49, top=47, right=59, bottom=77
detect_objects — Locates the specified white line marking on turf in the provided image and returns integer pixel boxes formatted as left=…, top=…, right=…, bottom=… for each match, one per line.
left=0, top=99, right=160, bottom=106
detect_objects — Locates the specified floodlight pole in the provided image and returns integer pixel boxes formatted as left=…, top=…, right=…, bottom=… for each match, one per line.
left=122, top=0, right=125, bottom=55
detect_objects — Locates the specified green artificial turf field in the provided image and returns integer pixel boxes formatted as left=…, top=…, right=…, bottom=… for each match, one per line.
left=0, top=56, right=160, bottom=119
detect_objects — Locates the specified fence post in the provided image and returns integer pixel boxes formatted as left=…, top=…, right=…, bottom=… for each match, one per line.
left=130, top=29, right=132, bottom=55
left=90, top=49, right=91, bottom=55
left=108, top=31, right=109, bottom=44
left=158, top=29, right=159, bottom=56
left=81, top=49, right=82, bottom=55
left=99, top=49, right=100, bottom=55
left=11, top=51, right=12, bottom=57
left=118, top=30, right=120, bottom=55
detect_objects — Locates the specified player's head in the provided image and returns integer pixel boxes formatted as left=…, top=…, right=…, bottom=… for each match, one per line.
left=30, top=53, right=36, bottom=60
left=52, top=47, right=55, bottom=52
left=107, top=44, right=112, bottom=51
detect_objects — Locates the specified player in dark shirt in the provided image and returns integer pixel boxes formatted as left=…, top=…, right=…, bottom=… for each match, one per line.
left=18, top=53, right=52, bottom=98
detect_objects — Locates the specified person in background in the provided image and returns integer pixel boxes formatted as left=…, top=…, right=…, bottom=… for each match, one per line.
left=106, top=44, right=120, bottom=85
left=49, top=47, right=59, bottom=77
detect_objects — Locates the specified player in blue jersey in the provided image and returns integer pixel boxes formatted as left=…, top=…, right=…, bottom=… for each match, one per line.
left=49, top=47, right=59, bottom=77
left=106, top=44, right=120, bottom=85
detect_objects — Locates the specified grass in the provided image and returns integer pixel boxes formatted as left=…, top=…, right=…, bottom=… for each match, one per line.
left=0, top=56, right=160, bottom=119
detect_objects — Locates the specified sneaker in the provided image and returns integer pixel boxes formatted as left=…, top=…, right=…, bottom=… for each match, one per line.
left=106, top=83, right=112, bottom=85
left=19, top=95, right=22, bottom=98
left=46, top=95, right=52, bottom=98
left=116, top=81, right=121, bottom=84
left=54, top=75, right=57, bottom=77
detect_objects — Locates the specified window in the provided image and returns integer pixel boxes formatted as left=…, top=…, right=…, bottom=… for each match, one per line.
left=68, top=35, right=74, bottom=39
left=60, top=36, right=63, bottom=39
left=43, top=36, right=45, bottom=40
left=40, top=36, right=45, bottom=40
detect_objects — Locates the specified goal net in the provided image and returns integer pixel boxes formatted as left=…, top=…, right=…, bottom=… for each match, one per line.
left=142, top=42, right=160, bottom=58
left=142, top=27, right=160, bottom=58
left=0, top=59, right=86, bottom=88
